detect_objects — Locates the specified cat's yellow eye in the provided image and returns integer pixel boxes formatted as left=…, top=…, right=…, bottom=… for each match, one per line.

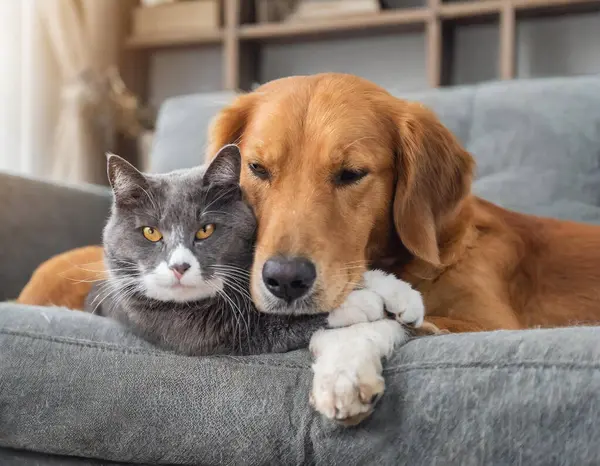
left=196, top=224, right=215, bottom=240
left=142, top=226, right=163, bottom=242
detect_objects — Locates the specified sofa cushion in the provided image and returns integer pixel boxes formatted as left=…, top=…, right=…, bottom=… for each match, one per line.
left=2, top=303, right=600, bottom=465
left=150, top=91, right=237, bottom=174
left=399, top=75, right=600, bottom=223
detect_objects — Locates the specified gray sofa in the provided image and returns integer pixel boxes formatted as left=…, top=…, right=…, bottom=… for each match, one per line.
left=2, top=75, right=600, bottom=465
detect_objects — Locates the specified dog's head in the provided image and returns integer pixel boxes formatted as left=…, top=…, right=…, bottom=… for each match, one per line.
left=206, top=73, right=474, bottom=314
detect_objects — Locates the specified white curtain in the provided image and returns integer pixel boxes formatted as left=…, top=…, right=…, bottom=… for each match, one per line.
left=40, top=0, right=125, bottom=185
left=0, top=0, right=130, bottom=185
left=0, top=0, right=57, bottom=177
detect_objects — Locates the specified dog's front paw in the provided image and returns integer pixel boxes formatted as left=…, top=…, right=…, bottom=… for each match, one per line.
left=326, top=289, right=384, bottom=328
left=308, top=322, right=404, bottom=426
left=363, top=269, right=424, bottom=327
left=310, top=358, right=384, bottom=426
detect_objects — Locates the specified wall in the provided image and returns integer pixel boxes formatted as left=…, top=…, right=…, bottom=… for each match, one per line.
left=148, top=11, right=600, bottom=107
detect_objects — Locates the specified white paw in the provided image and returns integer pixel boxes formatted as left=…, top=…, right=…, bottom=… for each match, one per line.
left=309, top=320, right=408, bottom=426
left=310, top=355, right=384, bottom=425
left=326, top=289, right=384, bottom=328
left=362, top=269, right=424, bottom=327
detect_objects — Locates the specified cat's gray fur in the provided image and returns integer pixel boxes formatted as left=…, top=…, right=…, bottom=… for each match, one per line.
left=85, top=145, right=327, bottom=356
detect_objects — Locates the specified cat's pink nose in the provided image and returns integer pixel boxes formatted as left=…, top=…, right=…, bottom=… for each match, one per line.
left=170, top=262, right=190, bottom=280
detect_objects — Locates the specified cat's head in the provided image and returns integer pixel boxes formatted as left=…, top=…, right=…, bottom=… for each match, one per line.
left=103, top=145, right=256, bottom=303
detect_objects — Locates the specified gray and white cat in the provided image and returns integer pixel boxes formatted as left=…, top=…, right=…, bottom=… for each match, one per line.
left=86, top=145, right=336, bottom=356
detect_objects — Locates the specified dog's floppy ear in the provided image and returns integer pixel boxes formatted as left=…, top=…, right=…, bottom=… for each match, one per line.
left=390, top=101, right=474, bottom=267
left=205, top=93, right=257, bottom=163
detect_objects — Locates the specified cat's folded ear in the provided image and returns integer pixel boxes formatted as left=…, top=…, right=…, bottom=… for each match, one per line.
left=203, top=144, right=241, bottom=188
left=106, top=153, right=149, bottom=208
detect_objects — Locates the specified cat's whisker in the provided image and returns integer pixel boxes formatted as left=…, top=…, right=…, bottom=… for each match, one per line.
left=209, top=263, right=251, bottom=272
left=215, top=274, right=253, bottom=303
left=210, top=270, right=251, bottom=280
left=90, top=276, right=139, bottom=313
left=222, top=287, right=252, bottom=335
left=89, top=279, right=132, bottom=308
left=62, top=265, right=137, bottom=276
left=68, top=269, right=135, bottom=278
left=210, top=272, right=252, bottom=289
left=213, top=272, right=251, bottom=284
left=211, top=284, right=248, bottom=352
left=223, top=283, right=252, bottom=330
left=61, top=259, right=103, bottom=270
left=209, top=265, right=251, bottom=279
left=213, top=272, right=252, bottom=288
left=115, top=284, right=141, bottom=311
left=99, top=281, right=139, bottom=316
left=64, top=277, right=107, bottom=284
left=91, top=284, right=123, bottom=315
left=211, top=265, right=251, bottom=273
left=73, top=260, right=105, bottom=267
left=211, top=269, right=251, bottom=288
left=89, top=281, right=116, bottom=308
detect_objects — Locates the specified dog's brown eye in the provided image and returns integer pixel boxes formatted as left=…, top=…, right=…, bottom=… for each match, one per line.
left=248, top=162, right=269, bottom=180
left=334, top=169, right=368, bottom=186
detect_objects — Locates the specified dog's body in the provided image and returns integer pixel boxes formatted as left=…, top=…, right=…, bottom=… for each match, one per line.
left=393, top=196, right=600, bottom=332
left=206, top=73, right=600, bottom=334
left=204, top=72, right=600, bottom=421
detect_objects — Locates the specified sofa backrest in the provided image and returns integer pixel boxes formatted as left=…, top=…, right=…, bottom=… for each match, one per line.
left=151, top=91, right=237, bottom=174
left=151, top=75, right=600, bottom=223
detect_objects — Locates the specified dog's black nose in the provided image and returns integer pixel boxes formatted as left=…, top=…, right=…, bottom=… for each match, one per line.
left=262, top=256, right=317, bottom=302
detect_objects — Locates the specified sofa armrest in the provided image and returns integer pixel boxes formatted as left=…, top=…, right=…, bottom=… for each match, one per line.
left=0, top=172, right=111, bottom=300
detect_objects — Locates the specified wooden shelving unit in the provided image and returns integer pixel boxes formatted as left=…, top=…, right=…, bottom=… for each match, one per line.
left=126, top=29, right=224, bottom=48
left=124, top=0, right=600, bottom=92
left=239, top=7, right=430, bottom=40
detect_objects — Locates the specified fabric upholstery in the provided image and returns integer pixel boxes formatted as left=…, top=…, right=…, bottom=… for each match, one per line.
left=0, top=173, right=111, bottom=301
left=150, top=91, right=237, bottom=174
left=1, top=304, right=599, bottom=465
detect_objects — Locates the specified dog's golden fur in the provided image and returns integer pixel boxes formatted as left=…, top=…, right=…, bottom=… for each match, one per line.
left=206, top=73, right=600, bottom=332
left=19, top=73, right=600, bottom=333
left=17, top=246, right=105, bottom=310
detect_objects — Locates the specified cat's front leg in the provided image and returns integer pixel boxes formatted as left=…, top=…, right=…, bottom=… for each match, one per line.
left=311, top=270, right=425, bottom=426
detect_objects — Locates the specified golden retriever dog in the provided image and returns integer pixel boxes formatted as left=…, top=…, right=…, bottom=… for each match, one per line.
left=205, top=72, right=600, bottom=423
